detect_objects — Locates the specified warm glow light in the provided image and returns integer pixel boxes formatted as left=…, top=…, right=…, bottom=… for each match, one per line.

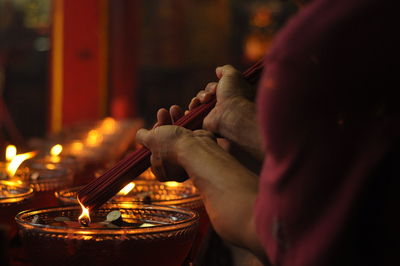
left=86, top=130, right=103, bottom=146
left=7, top=151, right=37, bottom=177
left=78, top=198, right=91, bottom=226
left=118, top=202, right=136, bottom=209
left=5, top=145, right=17, bottom=162
left=50, top=144, right=63, bottom=156
left=118, top=182, right=135, bottom=195
left=2, top=179, right=24, bottom=187
left=100, top=117, right=117, bottom=134
left=164, top=181, right=180, bottom=187
left=70, top=141, right=84, bottom=153
left=139, top=223, right=156, bottom=228
left=45, top=164, right=57, bottom=170
left=250, top=8, right=272, bottom=28
left=140, top=168, right=156, bottom=180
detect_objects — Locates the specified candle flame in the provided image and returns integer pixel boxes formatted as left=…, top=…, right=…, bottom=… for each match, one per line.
left=77, top=198, right=91, bottom=227
left=101, top=117, right=117, bottom=134
left=165, top=181, right=180, bottom=187
left=45, top=164, right=57, bottom=170
left=50, top=144, right=63, bottom=156
left=118, top=182, right=135, bottom=195
left=7, top=151, right=37, bottom=177
left=70, top=141, right=83, bottom=154
left=86, top=130, right=103, bottom=146
left=5, top=145, right=17, bottom=162
left=140, top=168, right=156, bottom=180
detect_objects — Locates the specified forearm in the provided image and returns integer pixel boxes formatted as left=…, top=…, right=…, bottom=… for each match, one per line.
left=176, top=136, right=269, bottom=264
left=219, top=97, right=264, bottom=161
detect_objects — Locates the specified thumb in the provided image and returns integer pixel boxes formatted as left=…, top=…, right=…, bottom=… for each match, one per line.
left=203, top=108, right=219, bottom=133
left=136, top=128, right=151, bottom=147
left=216, top=65, right=241, bottom=80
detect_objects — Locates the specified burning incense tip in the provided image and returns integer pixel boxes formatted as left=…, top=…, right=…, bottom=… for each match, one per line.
left=78, top=198, right=91, bottom=227
left=79, top=216, right=91, bottom=227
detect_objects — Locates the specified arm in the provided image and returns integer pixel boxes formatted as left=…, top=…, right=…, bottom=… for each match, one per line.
left=136, top=126, right=269, bottom=264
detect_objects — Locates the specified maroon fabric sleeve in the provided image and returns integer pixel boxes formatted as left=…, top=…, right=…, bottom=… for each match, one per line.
left=254, top=0, right=400, bottom=265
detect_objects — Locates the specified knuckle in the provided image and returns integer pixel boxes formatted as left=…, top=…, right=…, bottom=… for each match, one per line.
left=196, top=90, right=205, bottom=98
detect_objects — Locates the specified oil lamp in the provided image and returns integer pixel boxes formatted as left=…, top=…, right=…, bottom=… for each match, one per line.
left=56, top=180, right=210, bottom=263
left=0, top=179, right=34, bottom=238
left=26, top=163, right=73, bottom=208
left=56, top=180, right=203, bottom=211
left=0, top=145, right=35, bottom=180
left=49, top=144, right=62, bottom=163
left=29, top=144, right=82, bottom=171
left=16, top=204, right=199, bottom=266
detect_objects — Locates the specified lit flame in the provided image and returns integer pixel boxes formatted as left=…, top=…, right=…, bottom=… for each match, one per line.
left=165, top=181, right=180, bottom=187
left=50, top=144, right=63, bottom=156
left=86, top=130, right=103, bottom=146
left=5, top=145, right=17, bottom=162
left=78, top=198, right=91, bottom=226
left=7, top=151, right=37, bottom=177
left=118, top=182, right=135, bottom=195
left=140, top=168, right=156, bottom=180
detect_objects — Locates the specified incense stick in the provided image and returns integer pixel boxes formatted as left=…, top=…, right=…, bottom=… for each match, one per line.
left=78, top=60, right=264, bottom=210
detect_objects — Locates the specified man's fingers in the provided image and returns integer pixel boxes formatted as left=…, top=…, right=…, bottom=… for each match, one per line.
left=205, top=82, right=218, bottom=93
left=196, top=90, right=214, bottom=103
left=202, top=92, right=214, bottom=103
left=216, top=65, right=239, bottom=79
left=189, top=97, right=200, bottom=110
left=156, top=108, right=172, bottom=126
left=170, top=105, right=184, bottom=123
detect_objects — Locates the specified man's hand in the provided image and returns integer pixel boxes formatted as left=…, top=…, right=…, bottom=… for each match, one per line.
left=189, top=65, right=254, bottom=135
left=189, top=65, right=264, bottom=160
left=137, top=124, right=216, bottom=182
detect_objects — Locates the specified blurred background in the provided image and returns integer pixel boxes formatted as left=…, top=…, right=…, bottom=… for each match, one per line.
left=0, top=0, right=297, bottom=145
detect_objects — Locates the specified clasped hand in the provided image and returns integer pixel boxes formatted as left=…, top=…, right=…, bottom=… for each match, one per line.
left=136, top=65, right=251, bottom=182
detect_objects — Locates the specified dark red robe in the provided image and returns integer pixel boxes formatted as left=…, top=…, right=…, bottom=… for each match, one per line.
left=255, top=0, right=400, bottom=265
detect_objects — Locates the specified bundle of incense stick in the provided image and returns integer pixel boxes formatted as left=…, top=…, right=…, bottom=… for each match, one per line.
left=77, top=60, right=264, bottom=210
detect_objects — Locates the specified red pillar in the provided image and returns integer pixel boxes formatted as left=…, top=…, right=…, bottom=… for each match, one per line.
left=108, top=0, right=138, bottom=119
left=50, top=0, right=108, bottom=132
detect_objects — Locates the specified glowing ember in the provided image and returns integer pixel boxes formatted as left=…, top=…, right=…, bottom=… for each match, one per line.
left=77, top=198, right=91, bottom=227
left=5, top=145, right=17, bottom=162
left=117, top=182, right=135, bottom=195
left=50, top=144, right=63, bottom=157
left=7, top=151, right=37, bottom=177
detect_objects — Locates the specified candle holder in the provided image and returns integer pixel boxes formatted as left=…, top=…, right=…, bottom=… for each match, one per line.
left=26, top=163, right=73, bottom=208
left=0, top=180, right=34, bottom=239
left=29, top=154, right=83, bottom=173
left=0, top=162, right=30, bottom=180
left=56, top=180, right=201, bottom=208
left=16, top=204, right=199, bottom=266
left=56, top=180, right=210, bottom=263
